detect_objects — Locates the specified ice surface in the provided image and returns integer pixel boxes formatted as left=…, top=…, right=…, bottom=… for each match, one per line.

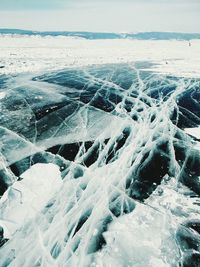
left=0, top=37, right=200, bottom=267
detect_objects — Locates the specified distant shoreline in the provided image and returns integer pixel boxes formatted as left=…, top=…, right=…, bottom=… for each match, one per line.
left=0, top=29, right=200, bottom=40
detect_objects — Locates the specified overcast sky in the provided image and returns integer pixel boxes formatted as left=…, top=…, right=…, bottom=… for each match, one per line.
left=0, top=0, right=199, bottom=33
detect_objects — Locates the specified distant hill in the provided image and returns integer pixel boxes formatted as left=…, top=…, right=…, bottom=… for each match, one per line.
left=0, top=29, right=200, bottom=40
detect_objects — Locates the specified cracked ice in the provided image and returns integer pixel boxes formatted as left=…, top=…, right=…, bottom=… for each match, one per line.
left=0, top=37, right=200, bottom=267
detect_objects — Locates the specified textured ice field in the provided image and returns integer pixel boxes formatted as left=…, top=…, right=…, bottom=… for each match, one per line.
left=0, top=36, right=200, bottom=267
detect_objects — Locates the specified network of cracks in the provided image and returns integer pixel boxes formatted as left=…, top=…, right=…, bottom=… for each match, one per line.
left=0, top=63, right=199, bottom=266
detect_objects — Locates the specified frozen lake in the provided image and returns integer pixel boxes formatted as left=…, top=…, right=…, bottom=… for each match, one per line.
left=0, top=36, right=199, bottom=267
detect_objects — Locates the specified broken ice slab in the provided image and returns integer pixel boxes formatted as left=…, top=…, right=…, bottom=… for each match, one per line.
left=0, top=91, right=36, bottom=141
left=0, top=127, right=40, bottom=168
left=36, top=104, right=127, bottom=148
left=0, top=163, right=62, bottom=239
left=0, top=82, right=72, bottom=141
left=96, top=203, right=180, bottom=267
left=0, top=75, right=127, bottom=174
left=184, top=127, right=200, bottom=140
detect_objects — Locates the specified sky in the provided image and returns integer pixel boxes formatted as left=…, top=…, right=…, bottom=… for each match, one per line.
left=0, top=0, right=199, bottom=33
